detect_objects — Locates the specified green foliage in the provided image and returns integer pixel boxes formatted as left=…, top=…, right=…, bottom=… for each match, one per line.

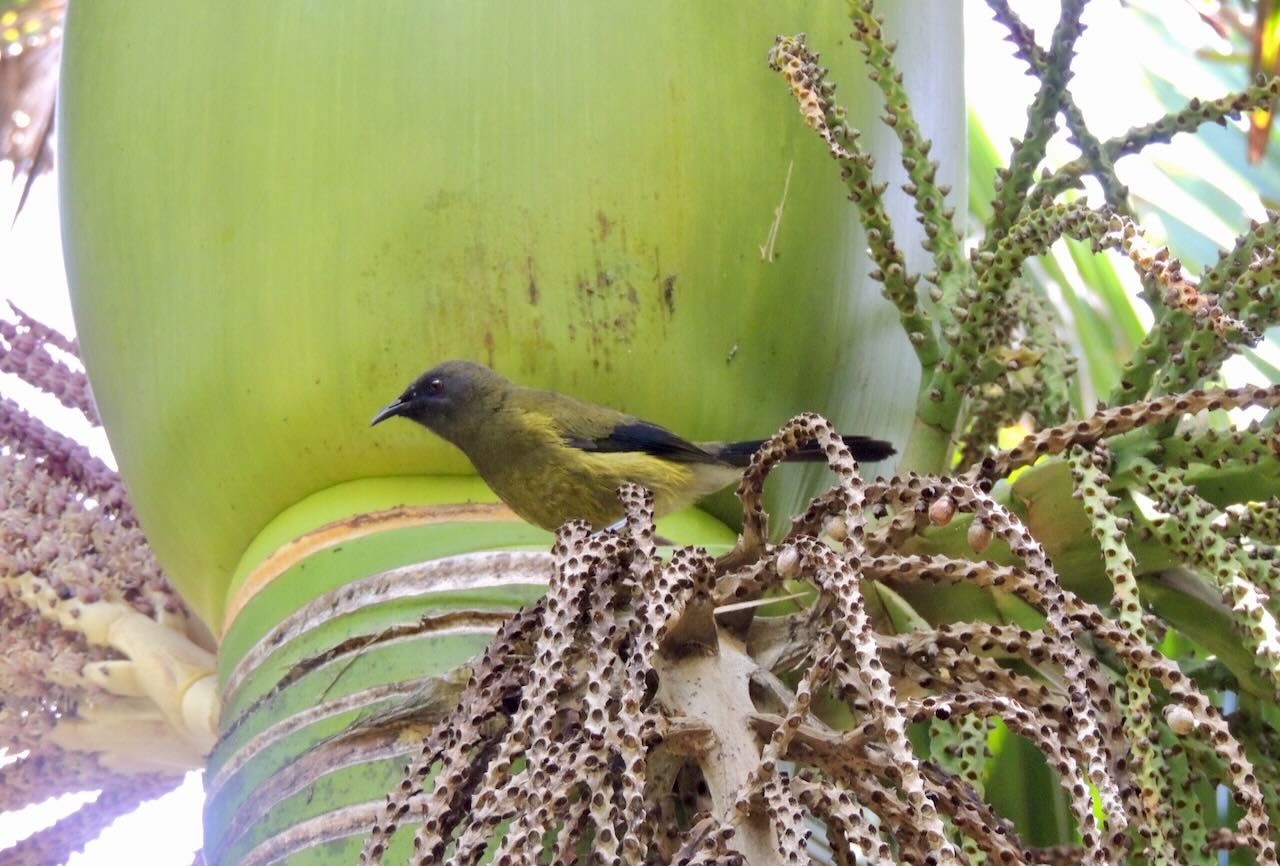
left=756, top=0, right=1280, bottom=862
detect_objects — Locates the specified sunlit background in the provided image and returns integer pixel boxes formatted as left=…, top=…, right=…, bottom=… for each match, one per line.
left=1, top=0, right=1277, bottom=862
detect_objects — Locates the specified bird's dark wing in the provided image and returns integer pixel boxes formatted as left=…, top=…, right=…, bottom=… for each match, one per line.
left=567, top=420, right=721, bottom=465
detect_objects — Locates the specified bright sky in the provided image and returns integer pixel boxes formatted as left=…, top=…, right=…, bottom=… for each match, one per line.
left=0, top=2, right=1272, bottom=863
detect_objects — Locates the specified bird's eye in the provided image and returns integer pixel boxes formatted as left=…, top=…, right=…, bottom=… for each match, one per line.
left=427, top=377, right=444, bottom=395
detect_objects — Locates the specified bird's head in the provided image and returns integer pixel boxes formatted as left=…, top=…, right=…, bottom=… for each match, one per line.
left=371, top=359, right=510, bottom=443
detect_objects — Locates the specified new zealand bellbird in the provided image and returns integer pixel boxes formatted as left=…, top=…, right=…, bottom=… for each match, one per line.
left=371, top=360, right=895, bottom=531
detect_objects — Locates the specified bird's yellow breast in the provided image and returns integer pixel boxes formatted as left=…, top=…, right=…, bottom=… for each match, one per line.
left=465, top=406, right=737, bottom=530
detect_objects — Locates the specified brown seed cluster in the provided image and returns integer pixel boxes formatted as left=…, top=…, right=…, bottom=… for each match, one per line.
left=364, top=405, right=1277, bottom=865
left=360, top=494, right=738, bottom=866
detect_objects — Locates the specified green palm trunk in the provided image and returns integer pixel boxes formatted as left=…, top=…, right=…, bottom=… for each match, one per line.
left=58, top=3, right=962, bottom=861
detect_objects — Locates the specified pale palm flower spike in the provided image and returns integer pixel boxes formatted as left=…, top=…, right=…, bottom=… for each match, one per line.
left=0, top=303, right=217, bottom=866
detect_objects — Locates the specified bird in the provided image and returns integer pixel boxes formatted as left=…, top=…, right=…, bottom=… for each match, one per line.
left=371, top=360, right=895, bottom=532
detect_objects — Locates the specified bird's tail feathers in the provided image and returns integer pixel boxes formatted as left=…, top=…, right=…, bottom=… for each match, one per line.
left=710, top=434, right=895, bottom=467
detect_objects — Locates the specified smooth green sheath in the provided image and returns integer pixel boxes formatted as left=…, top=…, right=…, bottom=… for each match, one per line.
left=206, top=514, right=547, bottom=866
left=217, top=479, right=736, bottom=698
left=206, top=513, right=522, bottom=865
left=58, top=2, right=959, bottom=626
left=226, top=476, right=512, bottom=605
left=225, top=476, right=738, bottom=620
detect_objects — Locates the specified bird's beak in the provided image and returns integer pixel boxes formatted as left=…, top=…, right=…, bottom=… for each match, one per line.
left=370, top=397, right=409, bottom=427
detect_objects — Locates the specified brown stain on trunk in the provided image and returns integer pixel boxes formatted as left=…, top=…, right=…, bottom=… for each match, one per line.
left=526, top=256, right=540, bottom=305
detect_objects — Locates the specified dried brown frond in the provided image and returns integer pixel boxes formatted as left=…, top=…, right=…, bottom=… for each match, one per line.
left=0, top=0, right=63, bottom=219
